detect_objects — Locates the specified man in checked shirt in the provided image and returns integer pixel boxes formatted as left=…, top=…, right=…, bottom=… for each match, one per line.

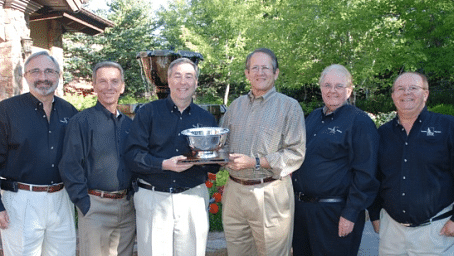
left=369, top=72, right=454, bottom=255
left=220, top=48, right=306, bottom=256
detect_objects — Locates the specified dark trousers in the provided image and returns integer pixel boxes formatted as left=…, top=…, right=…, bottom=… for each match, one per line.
left=292, top=200, right=365, bottom=256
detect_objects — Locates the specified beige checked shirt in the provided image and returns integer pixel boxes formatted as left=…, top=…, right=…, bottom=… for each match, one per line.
left=220, top=87, right=306, bottom=180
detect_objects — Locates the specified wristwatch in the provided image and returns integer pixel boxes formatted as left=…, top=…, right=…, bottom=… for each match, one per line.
left=255, top=157, right=261, bottom=170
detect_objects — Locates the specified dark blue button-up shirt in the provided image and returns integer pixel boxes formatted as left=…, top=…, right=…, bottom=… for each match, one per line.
left=292, top=104, right=379, bottom=222
left=59, top=101, right=132, bottom=214
left=124, top=97, right=219, bottom=189
left=369, top=108, right=454, bottom=224
left=0, top=93, right=78, bottom=211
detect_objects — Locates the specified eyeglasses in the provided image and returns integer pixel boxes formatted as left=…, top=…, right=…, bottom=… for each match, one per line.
left=393, top=86, right=427, bottom=94
left=321, top=83, right=348, bottom=91
left=249, top=66, right=272, bottom=73
left=25, top=68, right=59, bottom=78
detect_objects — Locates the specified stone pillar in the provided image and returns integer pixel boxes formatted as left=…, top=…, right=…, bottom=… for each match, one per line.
left=0, top=8, right=27, bottom=101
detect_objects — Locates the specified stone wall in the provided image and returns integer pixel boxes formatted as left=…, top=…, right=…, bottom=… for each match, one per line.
left=0, top=7, right=27, bottom=101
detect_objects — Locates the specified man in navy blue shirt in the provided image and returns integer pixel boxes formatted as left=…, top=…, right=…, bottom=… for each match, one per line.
left=369, top=72, right=454, bottom=254
left=0, top=51, right=78, bottom=255
left=124, top=58, right=219, bottom=256
left=59, top=61, right=135, bottom=256
left=292, top=64, right=379, bottom=256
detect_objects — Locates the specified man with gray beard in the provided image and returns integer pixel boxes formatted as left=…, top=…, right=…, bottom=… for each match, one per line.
left=0, top=51, right=78, bottom=255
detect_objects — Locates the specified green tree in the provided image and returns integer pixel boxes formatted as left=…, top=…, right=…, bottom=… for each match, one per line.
left=64, top=0, right=160, bottom=96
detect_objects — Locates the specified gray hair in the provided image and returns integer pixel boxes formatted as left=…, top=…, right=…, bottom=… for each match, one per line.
left=245, top=48, right=279, bottom=74
left=24, top=51, right=60, bottom=73
left=393, top=72, right=429, bottom=90
left=319, top=64, right=353, bottom=88
left=92, top=61, right=125, bottom=82
left=167, top=58, right=199, bottom=79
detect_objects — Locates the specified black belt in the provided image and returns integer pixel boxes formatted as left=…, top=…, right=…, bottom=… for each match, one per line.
left=400, top=210, right=454, bottom=227
left=295, top=192, right=345, bottom=203
left=138, top=182, right=190, bottom=194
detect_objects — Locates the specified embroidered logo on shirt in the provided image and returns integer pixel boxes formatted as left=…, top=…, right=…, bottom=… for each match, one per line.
left=421, top=127, right=441, bottom=136
left=60, top=117, right=69, bottom=124
left=328, top=126, right=342, bottom=134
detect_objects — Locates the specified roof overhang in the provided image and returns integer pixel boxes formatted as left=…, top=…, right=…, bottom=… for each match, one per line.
left=30, top=8, right=114, bottom=35
left=2, top=0, right=114, bottom=35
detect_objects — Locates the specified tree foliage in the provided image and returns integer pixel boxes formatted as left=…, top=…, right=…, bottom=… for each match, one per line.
left=64, top=0, right=159, bottom=96
left=156, top=0, right=454, bottom=104
left=64, top=0, right=454, bottom=108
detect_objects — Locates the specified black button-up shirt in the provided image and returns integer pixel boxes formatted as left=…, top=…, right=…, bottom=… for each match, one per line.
left=124, top=97, right=219, bottom=189
left=59, top=101, right=132, bottom=214
left=0, top=93, right=78, bottom=211
left=292, top=104, right=380, bottom=222
left=369, top=108, right=454, bottom=224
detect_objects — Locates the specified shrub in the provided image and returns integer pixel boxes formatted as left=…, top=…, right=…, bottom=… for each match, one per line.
left=207, top=169, right=229, bottom=231
left=429, top=104, right=454, bottom=116
left=367, top=111, right=397, bottom=127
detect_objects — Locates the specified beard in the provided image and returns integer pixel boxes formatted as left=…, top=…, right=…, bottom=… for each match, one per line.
left=30, top=80, right=58, bottom=96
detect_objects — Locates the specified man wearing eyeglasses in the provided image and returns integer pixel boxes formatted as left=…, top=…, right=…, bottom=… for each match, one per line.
left=0, top=51, right=78, bottom=255
left=368, top=72, right=454, bottom=255
left=59, top=61, right=136, bottom=256
left=292, top=64, right=379, bottom=256
left=220, top=48, right=306, bottom=255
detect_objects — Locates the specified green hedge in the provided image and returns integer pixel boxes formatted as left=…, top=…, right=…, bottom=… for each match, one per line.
left=429, top=104, right=454, bottom=116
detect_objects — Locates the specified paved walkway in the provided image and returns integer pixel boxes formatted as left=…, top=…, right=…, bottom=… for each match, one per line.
left=0, top=222, right=378, bottom=256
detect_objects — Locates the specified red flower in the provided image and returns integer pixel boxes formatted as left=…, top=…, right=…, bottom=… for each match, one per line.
left=213, top=192, right=222, bottom=202
left=205, top=181, right=213, bottom=188
left=208, top=172, right=217, bottom=181
left=209, top=203, right=219, bottom=214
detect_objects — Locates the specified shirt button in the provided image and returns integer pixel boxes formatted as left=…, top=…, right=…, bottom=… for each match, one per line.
left=403, top=176, right=406, bottom=179
left=43, top=115, right=46, bottom=118
left=405, top=142, right=408, bottom=145
left=322, top=121, right=324, bottom=123
left=50, top=146, right=54, bottom=150
left=402, top=193, right=405, bottom=196
left=404, top=159, right=407, bottom=162
left=178, top=133, right=181, bottom=136
left=180, top=117, right=183, bottom=120
left=313, top=134, right=317, bottom=137
left=403, top=210, right=406, bottom=213
left=173, top=180, right=176, bottom=182
left=49, top=131, right=52, bottom=134
left=51, top=164, right=55, bottom=167
left=176, top=149, right=179, bottom=152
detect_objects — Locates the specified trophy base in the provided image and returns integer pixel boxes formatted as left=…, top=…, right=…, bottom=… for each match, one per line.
left=178, top=149, right=229, bottom=165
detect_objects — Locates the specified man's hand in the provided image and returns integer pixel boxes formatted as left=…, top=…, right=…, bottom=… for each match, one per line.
left=162, top=155, right=194, bottom=172
left=338, top=217, right=354, bottom=237
left=0, top=210, right=10, bottom=229
left=440, top=220, right=454, bottom=237
left=372, top=220, right=380, bottom=233
left=226, top=153, right=255, bottom=171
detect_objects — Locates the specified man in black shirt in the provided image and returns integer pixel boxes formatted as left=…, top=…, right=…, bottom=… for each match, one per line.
left=292, top=64, right=379, bottom=256
left=0, top=51, right=78, bottom=255
left=369, top=72, right=454, bottom=254
left=124, top=58, right=219, bottom=256
left=59, top=61, right=135, bottom=256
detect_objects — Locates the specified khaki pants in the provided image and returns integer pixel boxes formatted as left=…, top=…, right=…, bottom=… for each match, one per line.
left=77, top=194, right=136, bottom=256
left=379, top=206, right=454, bottom=256
left=0, top=189, right=76, bottom=256
left=222, top=175, right=294, bottom=256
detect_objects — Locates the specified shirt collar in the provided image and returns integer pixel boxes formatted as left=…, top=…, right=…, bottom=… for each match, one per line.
left=26, top=92, right=55, bottom=108
left=248, top=87, right=276, bottom=102
left=322, top=101, right=349, bottom=117
left=165, top=96, right=193, bottom=114
left=95, top=101, right=122, bottom=119
left=394, top=106, right=428, bottom=126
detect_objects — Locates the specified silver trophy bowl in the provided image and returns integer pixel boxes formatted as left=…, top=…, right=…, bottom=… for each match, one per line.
left=181, top=127, right=229, bottom=159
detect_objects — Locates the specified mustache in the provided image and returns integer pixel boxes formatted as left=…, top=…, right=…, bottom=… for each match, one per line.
left=34, top=80, right=53, bottom=87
